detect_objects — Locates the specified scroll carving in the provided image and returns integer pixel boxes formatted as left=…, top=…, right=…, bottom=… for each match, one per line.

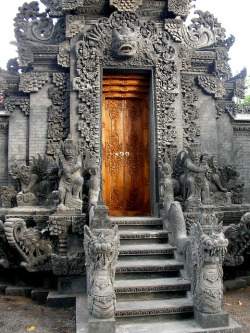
left=14, top=2, right=65, bottom=45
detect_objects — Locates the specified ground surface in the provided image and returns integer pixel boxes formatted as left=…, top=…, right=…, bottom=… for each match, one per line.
left=222, top=286, right=250, bottom=333
left=0, top=287, right=249, bottom=333
left=0, top=295, right=75, bottom=333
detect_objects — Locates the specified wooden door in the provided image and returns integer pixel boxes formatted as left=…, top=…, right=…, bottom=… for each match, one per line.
left=102, top=74, right=150, bottom=216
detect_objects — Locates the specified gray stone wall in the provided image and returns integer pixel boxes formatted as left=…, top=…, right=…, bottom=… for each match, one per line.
left=8, top=108, right=29, bottom=163
left=198, top=92, right=218, bottom=156
left=29, top=84, right=51, bottom=158
left=233, top=133, right=250, bottom=202
left=216, top=113, right=234, bottom=165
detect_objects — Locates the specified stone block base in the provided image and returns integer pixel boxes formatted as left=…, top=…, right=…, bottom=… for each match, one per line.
left=194, top=309, right=229, bottom=328
left=47, top=290, right=76, bottom=308
left=5, top=286, right=33, bottom=297
left=88, top=315, right=115, bottom=333
left=57, top=276, right=86, bottom=294
left=31, top=288, right=49, bottom=302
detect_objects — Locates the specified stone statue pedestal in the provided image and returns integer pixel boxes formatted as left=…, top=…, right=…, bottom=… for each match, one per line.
left=194, top=309, right=229, bottom=329
left=88, top=315, right=115, bottom=333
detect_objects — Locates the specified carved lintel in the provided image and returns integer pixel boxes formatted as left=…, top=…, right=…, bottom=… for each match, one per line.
left=66, top=15, right=85, bottom=38
left=19, top=72, right=50, bottom=93
left=4, top=98, right=30, bottom=115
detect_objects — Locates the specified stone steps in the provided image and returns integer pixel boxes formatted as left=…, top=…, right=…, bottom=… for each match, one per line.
left=113, top=215, right=192, bottom=324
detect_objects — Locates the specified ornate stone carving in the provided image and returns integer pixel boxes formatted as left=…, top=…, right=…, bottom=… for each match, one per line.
left=88, top=164, right=100, bottom=212
left=84, top=225, right=119, bottom=319
left=180, top=144, right=211, bottom=211
left=165, top=19, right=183, bottom=43
left=14, top=2, right=65, bottom=45
left=169, top=204, right=228, bottom=314
left=224, top=212, right=250, bottom=266
left=168, top=0, right=194, bottom=18
left=9, top=160, right=30, bottom=192
left=173, top=146, right=243, bottom=210
left=216, top=102, right=250, bottom=119
left=57, top=40, right=70, bottom=67
left=9, top=155, right=59, bottom=207
left=7, top=58, right=20, bottom=75
left=4, top=98, right=30, bottom=115
left=190, top=213, right=228, bottom=314
left=4, top=218, right=53, bottom=272
left=182, top=11, right=227, bottom=49
left=19, top=72, right=50, bottom=93
left=51, top=252, right=85, bottom=275
left=41, top=0, right=63, bottom=17
left=47, top=73, right=70, bottom=158
left=74, top=10, right=178, bottom=166
left=160, top=161, right=174, bottom=219
left=16, top=41, right=33, bottom=67
left=66, top=15, right=85, bottom=38
left=110, top=0, right=142, bottom=12
left=215, top=48, right=231, bottom=81
left=57, top=135, right=84, bottom=213
left=179, top=46, right=191, bottom=71
left=0, top=186, right=16, bottom=208
left=181, top=75, right=200, bottom=144
left=197, top=75, right=226, bottom=99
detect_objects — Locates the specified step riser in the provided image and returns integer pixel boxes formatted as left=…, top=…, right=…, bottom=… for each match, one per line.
left=117, top=225, right=163, bottom=231
left=116, top=290, right=188, bottom=301
left=118, top=254, right=174, bottom=260
left=115, top=271, right=181, bottom=280
left=120, top=238, right=168, bottom=245
left=115, top=312, right=193, bottom=324
left=115, top=305, right=193, bottom=318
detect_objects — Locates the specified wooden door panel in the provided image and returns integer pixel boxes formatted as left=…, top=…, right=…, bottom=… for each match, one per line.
left=102, top=74, right=150, bottom=216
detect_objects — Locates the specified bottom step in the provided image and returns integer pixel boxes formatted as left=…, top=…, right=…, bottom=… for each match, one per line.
left=115, top=318, right=242, bottom=333
left=115, top=297, right=193, bottom=317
